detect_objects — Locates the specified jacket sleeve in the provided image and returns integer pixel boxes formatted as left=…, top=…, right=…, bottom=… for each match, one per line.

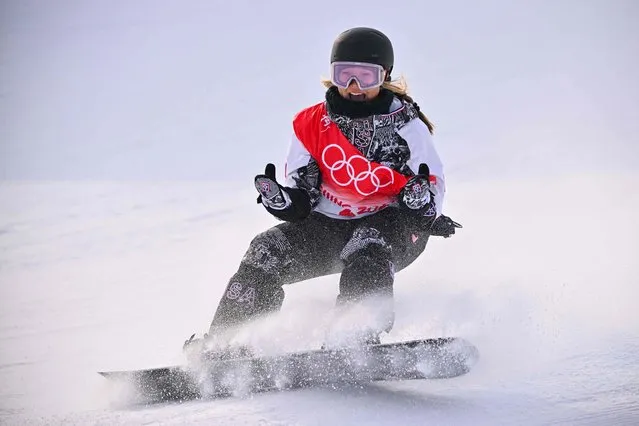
left=398, top=119, right=446, bottom=216
left=284, top=132, right=322, bottom=208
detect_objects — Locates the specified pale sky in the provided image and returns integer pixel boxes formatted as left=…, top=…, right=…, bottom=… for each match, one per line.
left=1, top=0, right=637, bottom=181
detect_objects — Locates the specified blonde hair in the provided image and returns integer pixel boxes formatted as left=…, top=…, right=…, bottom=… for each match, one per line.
left=320, top=75, right=435, bottom=134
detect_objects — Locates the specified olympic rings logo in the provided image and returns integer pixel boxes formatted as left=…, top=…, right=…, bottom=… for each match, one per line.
left=321, top=144, right=394, bottom=196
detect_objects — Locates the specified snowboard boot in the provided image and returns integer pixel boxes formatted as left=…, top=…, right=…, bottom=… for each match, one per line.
left=183, top=329, right=255, bottom=365
left=202, top=344, right=254, bottom=362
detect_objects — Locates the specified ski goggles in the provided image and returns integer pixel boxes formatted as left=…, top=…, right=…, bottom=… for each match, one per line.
left=330, top=61, right=385, bottom=90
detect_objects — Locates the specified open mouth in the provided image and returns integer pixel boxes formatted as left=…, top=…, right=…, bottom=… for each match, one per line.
left=348, top=93, right=367, bottom=101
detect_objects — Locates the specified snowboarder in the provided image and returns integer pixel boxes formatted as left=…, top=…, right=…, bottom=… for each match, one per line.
left=186, top=27, right=461, bottom=356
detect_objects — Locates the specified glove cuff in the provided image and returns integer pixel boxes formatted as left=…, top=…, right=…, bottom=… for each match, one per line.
left=263, top=187, right=312, bottom=222
left=400, top=175, right=433, bottom=210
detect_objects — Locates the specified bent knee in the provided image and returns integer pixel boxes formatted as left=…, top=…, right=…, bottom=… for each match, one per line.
left=241, top=227, right=292, bottom=274
left=341, top=226, right=391, bottom=262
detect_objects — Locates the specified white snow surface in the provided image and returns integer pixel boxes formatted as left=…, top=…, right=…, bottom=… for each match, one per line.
left=1, top=174, right=638, bottom=425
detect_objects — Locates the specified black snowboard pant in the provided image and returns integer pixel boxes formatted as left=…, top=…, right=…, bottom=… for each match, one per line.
left=209, top=207, right=429, bottom=336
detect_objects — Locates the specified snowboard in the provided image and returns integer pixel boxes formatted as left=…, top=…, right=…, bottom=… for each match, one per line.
left=99, top=337, right=479, bottom=404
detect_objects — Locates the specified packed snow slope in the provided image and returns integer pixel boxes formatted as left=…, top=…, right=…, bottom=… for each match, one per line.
left=1, top=0, right=638, bottom=425
left=1, top=174, right=638, bottom=425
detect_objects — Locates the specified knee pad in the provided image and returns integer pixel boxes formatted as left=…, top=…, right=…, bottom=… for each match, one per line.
left=340, top=226, right=391, bottom=263
left=241, top=227, right=292, bottom=274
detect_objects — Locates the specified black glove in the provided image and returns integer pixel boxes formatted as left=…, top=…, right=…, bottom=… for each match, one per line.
left=255, top=163, right=312, bottom=222
left=429, top=214, right=462, bottom=238
left=398, top=163, right=437, bottom=219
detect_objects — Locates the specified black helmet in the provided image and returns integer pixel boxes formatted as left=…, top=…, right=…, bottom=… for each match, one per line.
left=330, top=27, right=394, bottom=76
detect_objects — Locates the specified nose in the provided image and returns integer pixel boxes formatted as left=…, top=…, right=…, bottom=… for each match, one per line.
left=347, top=79, right=362, bottom=90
